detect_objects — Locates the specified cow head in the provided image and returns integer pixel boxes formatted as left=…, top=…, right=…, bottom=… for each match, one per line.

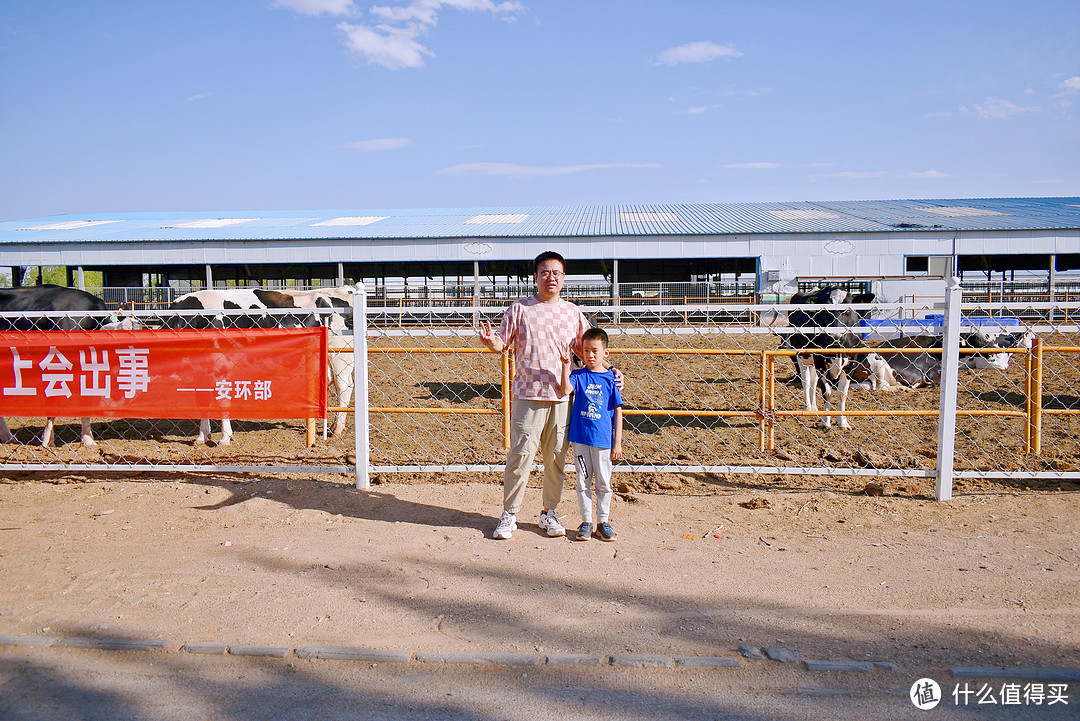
left=787, top=287, right=876, bottom=350
left=959, top=324, right=1034, bottom=371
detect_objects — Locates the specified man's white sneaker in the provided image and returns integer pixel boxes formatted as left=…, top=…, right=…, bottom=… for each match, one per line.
left=493, top=511, right=516, bottom=540
left=539, top=509, right=566, bottom=537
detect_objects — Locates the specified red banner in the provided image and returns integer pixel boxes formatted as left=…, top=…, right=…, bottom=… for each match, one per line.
left=0, top=328, right=328, bottom=419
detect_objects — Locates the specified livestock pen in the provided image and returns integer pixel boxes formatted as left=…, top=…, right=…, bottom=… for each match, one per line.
left=1, top=288, right=1078, bottom=501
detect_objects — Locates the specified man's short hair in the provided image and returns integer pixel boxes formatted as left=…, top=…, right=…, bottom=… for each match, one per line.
left=582, top=326, right=609, bottom=348
left=533, top=251, right=565, bottom=274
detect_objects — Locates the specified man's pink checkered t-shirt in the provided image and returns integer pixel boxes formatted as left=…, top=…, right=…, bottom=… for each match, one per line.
left=496, top=296, right=592, bottom=402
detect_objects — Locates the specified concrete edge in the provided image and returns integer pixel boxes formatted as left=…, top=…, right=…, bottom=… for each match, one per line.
left=294, top=646, right=413, bottom=663
left=54, top=638, right=169, bottom=652
left=416, top=651, right=541, bottom=666
left=227, top=644, right=292, bottom=658
left=0, top=635, right=58, bottom=648
left=20, top=633, right=1043, bottom=678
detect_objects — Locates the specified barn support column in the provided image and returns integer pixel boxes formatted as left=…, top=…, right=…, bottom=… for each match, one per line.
left=76, top=266, right=85, bottom=290
left=473, top=261, right=481, bottom=326
left=613, top=259, right=620, bottom=324
left=935, top=276, right=963, bottom=501
left=337, top=262, right=344, bottom=286
left=1049, top=254, right=1057, bottom=322
left=205, top=264, right=213, bottom=290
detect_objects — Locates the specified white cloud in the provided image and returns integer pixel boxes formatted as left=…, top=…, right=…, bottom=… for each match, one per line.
left=811, top=171, right=889, bottom=181
left=681, top=104, right=721, bottom=115
left=274, top=0, right=358, bottom=16
left=371, top=0, right=524, bottom=25
left=654, top=41, right=742, bottom=66
left=337, top=22, right=433, bottom=69
left=185, top=92, right=212, bottom=103
left=333, top=0, right=524, bottom=69
left=970, top=96, right=1038, bottom=119
left=901, top=170, right=948, bottom=179
left=1056, top=76, right=1080, bottom=96
left=342, top=137, right=414, bottom=151
left=437, top=161, right=661, bottom=177
left=724, top=162, right=780, bottom=169
left=927, top=96, right=1040, bottom=119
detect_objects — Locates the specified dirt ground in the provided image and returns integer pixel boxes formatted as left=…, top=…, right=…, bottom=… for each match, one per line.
left=1, top=471, right=1078, bottom=677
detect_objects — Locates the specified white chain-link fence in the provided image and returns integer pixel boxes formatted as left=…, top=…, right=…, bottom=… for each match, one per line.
left=363, top=289, right=1080, bottom=500
left=2, top=288, right=1078, bottom=500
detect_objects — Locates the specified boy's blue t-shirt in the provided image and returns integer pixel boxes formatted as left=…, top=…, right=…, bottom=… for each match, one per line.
left=567, top=367, right=623, bottom=449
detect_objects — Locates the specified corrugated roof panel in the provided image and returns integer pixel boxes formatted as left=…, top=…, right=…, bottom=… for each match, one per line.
left=18, top=219, right=120, bottom=231
left=620, top=211, right=680, bottom=224
left=2, top=197, right=1078, bottom=244
left=312, top=216, right=390, bottom=227
left=767, top=209, right=843, bottom=221
left=919, top=206, right=1005, bottom=217
left=463, top=213, right=529, bottom=225
left=163, top=218, right=259, bottom=229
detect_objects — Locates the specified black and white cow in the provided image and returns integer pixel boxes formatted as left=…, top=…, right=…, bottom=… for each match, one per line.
left=786, top=286, right=877, bottom=429
left=868, top=325, right=1034, bottom=388
left=0, top=284, right=136, bottom=446
left=0, top=284, right=108, bottom=330
left=167, top=286, right=356, bottom=445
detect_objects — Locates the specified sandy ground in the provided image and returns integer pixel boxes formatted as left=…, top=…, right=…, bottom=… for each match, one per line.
left=1, top=472, right=1078, bottom=679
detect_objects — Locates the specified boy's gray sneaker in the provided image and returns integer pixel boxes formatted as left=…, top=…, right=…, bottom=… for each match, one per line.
left=594, top=521, right=617, bottom=541
left=574, top=522, right=592, bottom=542
left=539, top=509, right=566, bottom=537
left=493, top=511, right=516, bottom=540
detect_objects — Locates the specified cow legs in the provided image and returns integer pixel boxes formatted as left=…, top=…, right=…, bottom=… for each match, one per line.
left=197, top=418, right=233, bottom=446
left=825, top=356, right=851, bottom=427
left=834, top=365, right=852, bottom=430
left=796, top=354, right=819, bottom=419
left=80, top=418, right=96, bottom=446
left=0, top=418, right=11, bottom=443
left=327, top=345, right=354, bottom=437
left=823, top=357, right=851, bottom=429
left=40, top=418, right=56, bottom=447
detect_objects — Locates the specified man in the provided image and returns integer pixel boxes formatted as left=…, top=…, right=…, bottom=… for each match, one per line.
left=479, top=251, right=605, bottom=540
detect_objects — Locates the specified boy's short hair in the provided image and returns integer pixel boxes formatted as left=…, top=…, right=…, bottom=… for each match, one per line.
left=533, top=251, right=565, bottom=274
left=582, top=326, right=609, bottom=348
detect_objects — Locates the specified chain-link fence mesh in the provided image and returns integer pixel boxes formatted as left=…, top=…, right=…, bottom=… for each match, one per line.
left=3, top=294, right=1078, bottom=497
left=0, top=306, right=352, bottom=473
left=364, top=298, right=1080, bottom=497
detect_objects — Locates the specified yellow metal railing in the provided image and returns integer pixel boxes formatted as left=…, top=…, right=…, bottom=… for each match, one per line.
left=353, top=342, right=1080, bottom=459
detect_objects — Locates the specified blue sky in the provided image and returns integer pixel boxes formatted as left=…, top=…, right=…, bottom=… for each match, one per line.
left=2, top=0, right=1078, bottom=221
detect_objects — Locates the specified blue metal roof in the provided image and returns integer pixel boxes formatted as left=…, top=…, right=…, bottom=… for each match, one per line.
left=3, top=197, right=1079, bottom=244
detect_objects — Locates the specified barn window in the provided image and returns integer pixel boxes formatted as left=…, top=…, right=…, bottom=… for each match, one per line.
left=906, top=256, right=928, bottom=274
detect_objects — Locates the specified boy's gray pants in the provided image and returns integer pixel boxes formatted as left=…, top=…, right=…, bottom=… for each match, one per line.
left=573, top=442, right=613, bottom=524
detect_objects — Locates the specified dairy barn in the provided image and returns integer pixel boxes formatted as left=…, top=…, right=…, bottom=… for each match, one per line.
left=1, top=196, right=1078, bottom=306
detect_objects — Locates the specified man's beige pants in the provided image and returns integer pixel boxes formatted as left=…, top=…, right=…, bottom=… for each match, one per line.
left=502, top=399, right=570, bottom=515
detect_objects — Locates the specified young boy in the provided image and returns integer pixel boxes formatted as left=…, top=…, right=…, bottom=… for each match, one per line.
left=560, top=327, right=623, bottom=542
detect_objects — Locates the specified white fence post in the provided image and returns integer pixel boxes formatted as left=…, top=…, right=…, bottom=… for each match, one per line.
left=353, top=282, right=371, bottom=489
left=935, top=276, right=962, bottom=501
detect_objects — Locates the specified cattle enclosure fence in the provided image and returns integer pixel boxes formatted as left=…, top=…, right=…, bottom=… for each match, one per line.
left=2, top=285, right=1078, bottom=501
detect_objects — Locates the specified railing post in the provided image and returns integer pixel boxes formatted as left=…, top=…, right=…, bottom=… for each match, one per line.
left=758, top=351, right=767, bottom=452
left=767, top=353, right=776, bottom=451
left=353, top=282, right=371, bottom=489
left=935, top=276, right=962, bottom=501
left=501, top=351, right=511, bottom=450
left=1030, top=337, right=1043, bottom=456
left=1025, top=345, right=1034, bottom=453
